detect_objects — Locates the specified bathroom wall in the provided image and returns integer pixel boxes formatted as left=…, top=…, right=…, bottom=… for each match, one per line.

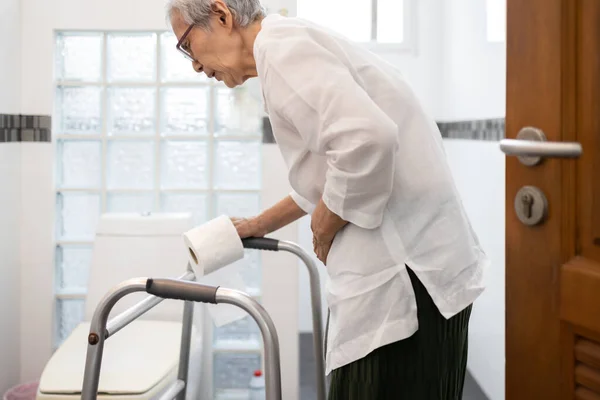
left=18, top=138, right=54, bottom=383
left=444, top=140, right=505, bottom=400
left=440, top=2, right=506, bottom=399
left=260, top=146, right=300, bottom=400
left=376, top=0, right=444, bottom=119
left=0, top=0, right=21, bottom=115
left=0, top=139, right=22, bottom=394
left=439, top=0, right=506, bottom=121
left=0, top=0, right=23, bottom=394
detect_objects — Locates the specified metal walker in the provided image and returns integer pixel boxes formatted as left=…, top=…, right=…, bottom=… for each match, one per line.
left=81, top=237, right=327, bottom=400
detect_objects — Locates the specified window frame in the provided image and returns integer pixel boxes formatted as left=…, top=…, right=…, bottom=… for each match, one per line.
left=365, top=0, right=417, bottom=53
left=295, top=0, right=417, bottom=53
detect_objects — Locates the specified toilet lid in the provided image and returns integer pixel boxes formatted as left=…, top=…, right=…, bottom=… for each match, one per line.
left=39, top=320, right=191, bottom=395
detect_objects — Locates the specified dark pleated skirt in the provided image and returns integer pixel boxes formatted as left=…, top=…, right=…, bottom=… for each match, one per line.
left=328, top=267, right=472, bottom=400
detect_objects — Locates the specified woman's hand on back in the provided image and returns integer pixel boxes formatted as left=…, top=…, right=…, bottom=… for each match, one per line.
left=311, top=199, right=348, bottom=265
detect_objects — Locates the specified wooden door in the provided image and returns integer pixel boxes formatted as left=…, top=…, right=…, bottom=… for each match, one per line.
left=506, top=0, right=600, bottom=399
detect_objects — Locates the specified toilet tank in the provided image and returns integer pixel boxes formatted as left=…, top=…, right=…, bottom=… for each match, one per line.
left=83, top=212, right=194, bottom=322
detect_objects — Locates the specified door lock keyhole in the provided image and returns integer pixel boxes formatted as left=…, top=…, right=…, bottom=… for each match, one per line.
left=514, top=186, right=548, bottom=226
left=521, top=193, right=533, bottom=219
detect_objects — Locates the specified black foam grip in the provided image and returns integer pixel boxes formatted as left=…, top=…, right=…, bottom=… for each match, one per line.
left=146, top=279, right=218, bottom=304
left=242, top=237, right=280, bottom=251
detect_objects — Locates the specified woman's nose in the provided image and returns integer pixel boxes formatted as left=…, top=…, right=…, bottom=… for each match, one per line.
left=192, top=61, right=203, bottom=74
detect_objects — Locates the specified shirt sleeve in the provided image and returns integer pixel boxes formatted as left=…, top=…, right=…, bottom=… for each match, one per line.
left=289, top=190, right=316, bottom=214
left=259, top=30, right=398, bottom=229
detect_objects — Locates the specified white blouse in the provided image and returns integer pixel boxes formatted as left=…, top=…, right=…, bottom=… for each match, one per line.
left=254, top=14, right=489, bottom=375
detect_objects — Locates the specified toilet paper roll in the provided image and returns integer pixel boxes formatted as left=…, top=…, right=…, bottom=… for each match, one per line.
left=183, top=215, right=245, bottom=276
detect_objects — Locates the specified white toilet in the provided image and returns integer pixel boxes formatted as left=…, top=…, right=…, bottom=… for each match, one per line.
left=37, top=213, right=203, bottom=400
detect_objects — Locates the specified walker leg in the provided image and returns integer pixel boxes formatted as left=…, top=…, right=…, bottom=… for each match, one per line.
left=176, top=300, right=194, bottom=400
left=82, top=278, right=148, bottom=399
left=243, top=238, right=328, bottom=400
left=278, top=241, right=327, bottom=400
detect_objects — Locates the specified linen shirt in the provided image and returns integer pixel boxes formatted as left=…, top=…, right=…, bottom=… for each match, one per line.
left=254, top=14, right=488, bottom=375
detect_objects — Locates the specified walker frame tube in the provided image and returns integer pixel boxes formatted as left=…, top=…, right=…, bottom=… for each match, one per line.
left=82, top=279, right=282, bottom=400
left=82, top=278, right=149, bottom=399
left=81, top=238, right=325, bottom=400
left=175, top=300, right=194, bottom=400
left=242, top=238, right=326, bottom=400
left=106, top=271, right=195, bottom=338
left=277, top=240, right=327, bottom=400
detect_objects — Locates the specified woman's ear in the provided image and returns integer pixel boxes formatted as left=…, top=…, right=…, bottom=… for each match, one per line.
left=210, top=0, right=230, bottom=27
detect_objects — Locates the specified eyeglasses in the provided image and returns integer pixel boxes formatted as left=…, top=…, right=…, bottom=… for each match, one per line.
left=176, top=24, right=196, bottom=61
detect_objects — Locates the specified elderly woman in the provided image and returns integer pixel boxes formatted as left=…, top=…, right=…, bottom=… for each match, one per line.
left=166, top=0, right=488, bottom=398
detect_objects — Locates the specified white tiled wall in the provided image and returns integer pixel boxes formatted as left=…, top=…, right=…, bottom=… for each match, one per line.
left=0, top=0, right=21, bottom=115
left=260, top=145, right=300, bottom=400
left=444, top=140, right=505, bottom=400
left=19, top=145, right=55, bottom=382
left=374, top=0, right=444, bottom=118
left=0, top=0, right=23, bottom=393
left=0, top=144, right=22, bottom=394
left=439, top=0, right=506, bottom=121
left=20, top=147, right=55, bottom=266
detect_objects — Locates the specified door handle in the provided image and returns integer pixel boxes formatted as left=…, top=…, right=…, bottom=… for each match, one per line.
left=500, top=139, right=582, bottom=157
left=500, top=127, right=582, bottom=166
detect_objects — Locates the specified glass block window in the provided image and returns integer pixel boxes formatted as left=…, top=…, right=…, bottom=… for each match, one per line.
left=54, top=31, right=264, bottom=395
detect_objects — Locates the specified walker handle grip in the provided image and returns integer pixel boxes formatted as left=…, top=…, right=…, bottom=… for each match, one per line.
left=146, top=279, right=218, bottom=304
left=242, top=237, right=280, bottom=252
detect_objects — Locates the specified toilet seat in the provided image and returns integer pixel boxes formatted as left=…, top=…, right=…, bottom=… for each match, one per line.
left=37, top=320, right=194, bottom=399
left=36, top=213, right=201, bottom=400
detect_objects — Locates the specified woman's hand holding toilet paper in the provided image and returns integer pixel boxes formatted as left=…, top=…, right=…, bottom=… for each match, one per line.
left=230, top=195, right=348, bottom=265
left=231, top=217, right=267, bottom=239
left=232, top=195, right=308, bottom=239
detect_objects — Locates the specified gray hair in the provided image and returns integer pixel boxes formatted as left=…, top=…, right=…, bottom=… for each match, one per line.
left=166, top=0, right=266, bottom=29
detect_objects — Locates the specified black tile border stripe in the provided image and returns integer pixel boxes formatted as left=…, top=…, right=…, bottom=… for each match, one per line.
left=262, top=117, right=505, bottom=144
left=437, top=118, right=505, bottom=141
left=3, top=114, right=503, bottom=143
left=0, top=114, right=52, bottom=143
